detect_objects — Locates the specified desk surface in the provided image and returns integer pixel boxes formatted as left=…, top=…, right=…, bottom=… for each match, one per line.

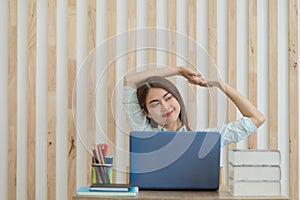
left=72, top=186, right=289, bottom=200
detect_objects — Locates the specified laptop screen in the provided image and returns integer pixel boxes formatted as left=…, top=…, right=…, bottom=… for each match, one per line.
left=129, top=131, right=221, bottom=190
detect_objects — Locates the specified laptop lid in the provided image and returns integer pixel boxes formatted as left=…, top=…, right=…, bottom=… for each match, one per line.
left=130, top=131, right=221, bottom=190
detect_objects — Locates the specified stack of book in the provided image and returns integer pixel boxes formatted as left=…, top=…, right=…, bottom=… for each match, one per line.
left=76, top=183, right=139, bottom=197
left=228, top=149, right=281, bottom=196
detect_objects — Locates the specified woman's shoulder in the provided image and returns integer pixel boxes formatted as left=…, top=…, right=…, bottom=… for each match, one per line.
left=124, top=85, right=136, bottom=91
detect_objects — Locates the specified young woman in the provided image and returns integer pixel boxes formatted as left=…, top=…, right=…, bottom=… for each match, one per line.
left=123, top=66, right=265, bottom=146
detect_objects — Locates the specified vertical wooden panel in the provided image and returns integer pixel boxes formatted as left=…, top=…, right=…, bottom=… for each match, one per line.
left=227, top=0, right=237, bottom=184
left=168, top=0, right=176, bottom=62
left=0, top=0, right=9, bottom=199
left=248, top=0, right=257, bottom=149
left=208, top=0, right=217, bottom=128
left=88, top=0, right=96, bottom=52
left=27, top=0, right=36, bottom=199
left=56, top=0, right=68, bottom=199
left=48, top=1, right=56, bottom=200
left=8, top=0, right=17, bottom=200
left=36, top=0, right=49, bottom=199
left=168, top=0, right=176, bottom=84
left=268, top=0, right=278, bottom=150
left=17, top=0, right=29, bottom=199
left=128, top=0, right=136, bottom=71
left=148, top=0, right=156, bottom=65
left=87, top=0, right=96, bottom=185
left=187, top=0, right=197, bottom=130
left=227, top=0, right=237, bottom=148
left=127, top=0, right=136, bottom=183
left=289, top=0, right=298, bottom=199
left=67, top=0, right=77, bottom=198
left=107, top=0, right=116, bottom=182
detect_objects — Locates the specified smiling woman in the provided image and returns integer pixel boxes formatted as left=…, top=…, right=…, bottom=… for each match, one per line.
left=0, top=0, right=297, bottom=199
left=136, top=76, right=189, bottom=131
left=123, top=66, right=265, bottom=147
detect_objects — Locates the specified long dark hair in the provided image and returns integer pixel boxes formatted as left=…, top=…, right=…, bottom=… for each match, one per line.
left=136, top=76, right=191, bottom=130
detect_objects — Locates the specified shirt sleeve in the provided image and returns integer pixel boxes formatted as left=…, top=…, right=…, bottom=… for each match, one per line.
left=217, top=117, right=257, bottom=147
left=122, top=86, right=149, bottom=131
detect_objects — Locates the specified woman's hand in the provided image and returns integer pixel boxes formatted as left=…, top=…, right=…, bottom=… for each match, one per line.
left=187, top=74, right=210, bottom=87
left=176, top=67, right=221, bottom=88
left=177, top=66, right=201, bottom=81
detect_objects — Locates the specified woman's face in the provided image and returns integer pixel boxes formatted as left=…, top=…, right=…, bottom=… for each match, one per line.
left=145, top=87, right=181, bottom=130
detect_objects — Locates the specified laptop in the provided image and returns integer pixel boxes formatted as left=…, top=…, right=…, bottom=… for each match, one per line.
left=129, top=131, right=221, bottom=190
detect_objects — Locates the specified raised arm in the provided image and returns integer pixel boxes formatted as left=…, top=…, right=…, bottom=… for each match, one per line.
left=218, top=81, right=265, bottom=128
left=124, top=66, right=200, bottom=88
left=188, top=74, right=266, bottom=128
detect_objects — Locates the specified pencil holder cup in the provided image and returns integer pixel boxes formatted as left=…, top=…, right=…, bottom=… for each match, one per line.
left=91, top=163, right=113, bottom=184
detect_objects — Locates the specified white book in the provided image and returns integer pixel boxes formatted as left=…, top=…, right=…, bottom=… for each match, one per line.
left=228, top=149, right=280, bottom=165
left=229, top=163, right=281, bottom=181
left=229, top=180, right=281, bottom=196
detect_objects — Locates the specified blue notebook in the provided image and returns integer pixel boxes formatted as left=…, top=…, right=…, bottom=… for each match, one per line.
left=130, top=131, right=221, bottom=190
left=76, top=186, right=139, bottom=197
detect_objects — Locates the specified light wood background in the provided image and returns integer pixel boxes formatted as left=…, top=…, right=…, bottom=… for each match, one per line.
left=0, top=0, right=298, bottom=200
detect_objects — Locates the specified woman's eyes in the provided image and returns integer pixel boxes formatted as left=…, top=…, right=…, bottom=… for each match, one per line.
left=149, top=96, right=173, bottom=108
left=150, top=102, right=159, bottom=107
left=165, top=96, right=172, bottom=101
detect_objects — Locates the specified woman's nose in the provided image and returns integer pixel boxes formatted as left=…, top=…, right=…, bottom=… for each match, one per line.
left=160, top=100, right=169, bottom=111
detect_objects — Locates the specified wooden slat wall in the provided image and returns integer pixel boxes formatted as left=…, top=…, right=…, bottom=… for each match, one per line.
left=67, top=1, right=77, bottom=199
left=268, top=0, right=278, bottom=150
left=187, top=0, right=197, bottom=130
left=248, top=0, right=257, bottom=149
left=168, top=0, right=176, bottom=65
left=48, top=0, right=56, bottom=200
left=126, top=1, right=136, bottom=181
left=289, top=1, right=298, bottom=199
left=128, top=0, right=136, bottom=71
left=2, top=1, right=299, bottom=200
left=227, top=0, right=237, bottom=149
left=148, top=0, right=156, bottom=65
left=27, top=0, right=37, bottom=199
left=16, top=0, right=29, bottom=199
left=87, top=0, right=96, bottom=186
left=168, top=0, right=176, bottom=84
left=8, top=1, right=17, bottom=200
left=208, top=0, right=217, bottom=128
left=226, top=0, right=237, bottom=187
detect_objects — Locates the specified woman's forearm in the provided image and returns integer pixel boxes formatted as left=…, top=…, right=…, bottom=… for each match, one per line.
left=124, top=66, right=181, bottom=88
left=217, top=81, right=266, bottom=128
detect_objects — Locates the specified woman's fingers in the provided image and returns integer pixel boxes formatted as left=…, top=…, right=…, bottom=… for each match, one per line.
left=187, top=76, right=209, bottom=87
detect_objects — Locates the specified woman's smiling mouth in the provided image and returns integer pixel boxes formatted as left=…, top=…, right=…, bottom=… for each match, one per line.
left=165, top=111, right=173, bottom=117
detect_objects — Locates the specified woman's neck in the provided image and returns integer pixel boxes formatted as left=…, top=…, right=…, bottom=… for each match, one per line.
left=162, top=119, right=182, bottom=131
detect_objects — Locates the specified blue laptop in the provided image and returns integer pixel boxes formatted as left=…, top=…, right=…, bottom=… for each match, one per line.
left=130, top=131, right=221, bottom=190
